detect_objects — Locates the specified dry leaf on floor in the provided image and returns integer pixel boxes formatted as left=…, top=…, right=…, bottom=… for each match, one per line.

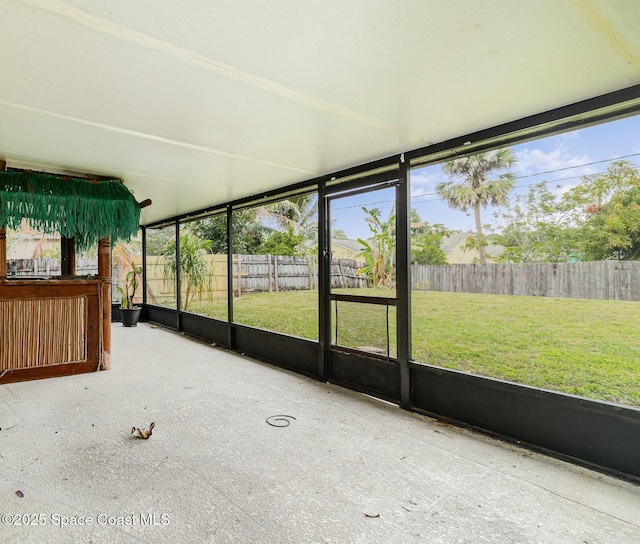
left=131, top=422, right=155, bottom=439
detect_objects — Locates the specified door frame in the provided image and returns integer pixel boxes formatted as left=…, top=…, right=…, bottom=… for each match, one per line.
left=319, top=174, right=403, bottom=402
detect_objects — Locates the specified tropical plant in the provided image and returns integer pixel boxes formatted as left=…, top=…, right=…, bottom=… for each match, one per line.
left=145, top=226, right=175, bottom=256
left=161, top=230, right=212, bottom=311
left=256, top=194, right=318, bottom=239
left=116, top=265, right=142, bottom=309
left=112, top=240, right=143, bottom=307
left=437, top=148, right=516, bottom=263
left=357, top=206, right=395, bottom=288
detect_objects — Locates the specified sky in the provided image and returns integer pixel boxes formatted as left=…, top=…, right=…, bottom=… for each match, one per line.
left=330, top=114, right=640, bottom=241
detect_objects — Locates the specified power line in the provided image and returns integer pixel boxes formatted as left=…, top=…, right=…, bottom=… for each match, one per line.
left=413, top=161, right=640, bottom=206
left=513, top=152, right=640, bottom=181
left=411, top=156, right=640, bottom=202
left=332, top=154, right=640, bottom=213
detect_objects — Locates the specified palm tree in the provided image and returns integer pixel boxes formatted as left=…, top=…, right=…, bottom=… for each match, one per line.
left=255, top=194, right=319, bottom=253
left=436, top=148, right=516, bottom=263
left=256, top=194, right=318, bottom=238
left=356, top=206, right=396, bottom=288
left=161, top=228, right=212, bottom=311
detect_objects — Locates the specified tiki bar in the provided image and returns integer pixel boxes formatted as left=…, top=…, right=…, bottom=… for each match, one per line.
left=0, top=161, right=141, bottom=384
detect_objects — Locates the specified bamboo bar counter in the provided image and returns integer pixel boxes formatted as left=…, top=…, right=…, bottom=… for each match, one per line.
left=0, top=276, right=109, bottom=383
left=0, top=163, right=141, bottom=384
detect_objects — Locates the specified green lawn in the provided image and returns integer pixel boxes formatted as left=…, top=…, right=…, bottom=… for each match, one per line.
left=187, top=289, right=640, bottom=407
left=411, top=292, right=640, bottom=406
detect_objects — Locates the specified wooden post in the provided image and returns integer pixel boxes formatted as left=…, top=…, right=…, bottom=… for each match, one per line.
left=61, top=236, right=76, bottom=276
left=267, top=254, right=273, bottom=293
left=0, top=159, right=5, bottom=279
left=274, top=256, right=279, bottom=293
left=98, top=237, right=112, bottom=370
left=338, top=259, right=346, bottom=288
left=236, top=254, right=242, bottom=298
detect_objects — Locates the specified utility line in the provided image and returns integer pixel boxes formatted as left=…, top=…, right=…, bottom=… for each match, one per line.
left=513, top=151, right=640, bottom=180
left=331, top=154, right=640, bottom=214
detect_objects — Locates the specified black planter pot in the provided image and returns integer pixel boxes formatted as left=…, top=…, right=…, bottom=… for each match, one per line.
left=120, top=307, right=142, bottom=327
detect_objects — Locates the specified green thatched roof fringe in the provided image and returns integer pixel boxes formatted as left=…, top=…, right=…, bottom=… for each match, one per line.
left=0, top=171, right=141, bottom=250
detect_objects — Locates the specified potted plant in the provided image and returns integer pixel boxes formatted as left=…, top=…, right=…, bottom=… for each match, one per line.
left=116, top=265, right=143, bottom=327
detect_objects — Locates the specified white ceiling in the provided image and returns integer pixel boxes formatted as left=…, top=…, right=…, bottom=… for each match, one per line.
left=1, top=0, right=639, bottom=225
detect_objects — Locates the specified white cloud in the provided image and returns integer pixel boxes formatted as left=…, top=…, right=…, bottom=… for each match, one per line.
left=410, top=169, right=442, bottom=197
left=514, top=147, right=597, bottom=181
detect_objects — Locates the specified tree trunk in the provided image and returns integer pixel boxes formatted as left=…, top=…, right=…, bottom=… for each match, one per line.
left=474, top=203, right=486, bottom=264
left=184, top=283, right=191, bottom=311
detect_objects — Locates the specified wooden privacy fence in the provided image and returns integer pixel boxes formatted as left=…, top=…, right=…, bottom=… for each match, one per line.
left=233, top=255, right=366, bottom=295
left=144, top=254, right=367, bottom=303
left=12, top=257, right=639, bottom=301
left=330, top=258, right=367, bottom=289
left=7, top=257, right=100, bottom=276
left=412, top=261, right=640, bottom=301
left=8, top=258, right=125, bottom=303
left=233, top=254, right=317, bottom=295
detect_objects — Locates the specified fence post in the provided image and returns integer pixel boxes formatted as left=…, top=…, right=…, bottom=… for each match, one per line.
left=338, top=259, right=346, bottom=288
left=274, top=256, right=279, bottom=293
left=236, top=254, right=242, bottom=298
left=308, top=256, right=314, bottom=290
left=267, top=254, right=273, bottom=293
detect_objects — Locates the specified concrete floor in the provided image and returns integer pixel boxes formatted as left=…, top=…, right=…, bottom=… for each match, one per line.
left=0, top=323, right=639, bottom=544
